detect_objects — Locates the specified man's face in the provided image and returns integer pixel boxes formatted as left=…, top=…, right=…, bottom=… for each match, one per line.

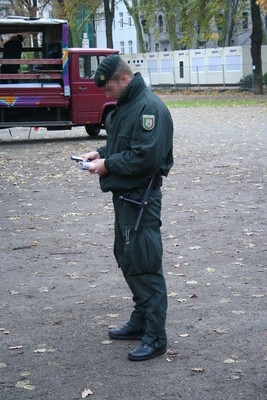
left=103, top=75, right=129, bottom=101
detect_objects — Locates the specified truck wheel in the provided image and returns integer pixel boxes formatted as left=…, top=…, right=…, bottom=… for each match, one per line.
left=85, top=125, right=100, bottom=137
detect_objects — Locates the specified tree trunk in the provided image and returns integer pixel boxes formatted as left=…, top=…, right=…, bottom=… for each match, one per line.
left=225, top=0, right=233, bottom=46
left=123, top=0, right=145, bottom=53
left=250, top=0, right=263, bottom=94
left=166, top=13, right=179, bottom=50
left=103, top=0, right=114, bottom=48
left=134, top=17, right=145, bottom=53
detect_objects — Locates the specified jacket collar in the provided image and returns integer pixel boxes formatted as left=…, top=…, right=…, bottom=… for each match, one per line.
left=117, top=72, right=146, bottom=106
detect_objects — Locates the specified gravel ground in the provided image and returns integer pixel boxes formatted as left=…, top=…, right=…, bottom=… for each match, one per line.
left=0, top=102, right=266, bottom=400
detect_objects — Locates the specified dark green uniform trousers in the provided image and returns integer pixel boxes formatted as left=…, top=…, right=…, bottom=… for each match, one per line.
left=113, top=188, right=167, bottom=348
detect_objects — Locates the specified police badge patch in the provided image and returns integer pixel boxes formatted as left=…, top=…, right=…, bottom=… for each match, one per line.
left=143, top=115, right=155, bottom=131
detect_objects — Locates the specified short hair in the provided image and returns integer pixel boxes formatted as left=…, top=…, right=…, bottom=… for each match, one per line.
left=110, top=59, right=134, bottom=82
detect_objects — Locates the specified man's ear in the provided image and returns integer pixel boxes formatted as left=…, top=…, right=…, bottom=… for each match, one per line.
left=121, top=73, right=131, bottom=85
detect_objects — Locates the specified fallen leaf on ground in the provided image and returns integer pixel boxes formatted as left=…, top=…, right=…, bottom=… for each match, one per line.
left=106, top=313, right=119, bottom=318
left=232, top=310, right=246, bottom=315
left=166, top=349, right=178, bottom=362
left=82, top=388, right=94, bottom=398
left=166, top=349, right=178, bottom=356
left=231, top=375, right=241, bottom=380
left=224, top=358, right=236, bottom=364
left=101, top=340, right=112, bottom=345
left=34, top=348, right=47, bottom=353
left=168, top=292, right=179, bottom=297
left=206, top=268, right=215, bottom=273
left=20, top=371, right=31, bottom=377
left=15, top=379, right=35, bottom=390
left=214, top=328, right=226, bottom=334
left=10, top=290, right=20, bottom=295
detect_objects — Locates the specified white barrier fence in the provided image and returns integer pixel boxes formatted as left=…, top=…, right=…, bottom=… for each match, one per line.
left=121, top=45, right=267, bottom=87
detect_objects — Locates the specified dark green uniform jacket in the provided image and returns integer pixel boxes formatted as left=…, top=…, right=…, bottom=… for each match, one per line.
left=97, top=73, right=173, bottom=347
left=97, top=72, right=173, bottom=192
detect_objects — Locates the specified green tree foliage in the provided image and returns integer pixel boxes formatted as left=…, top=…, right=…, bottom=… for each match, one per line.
left=58, top=0, right=101, bottom=47
left=256, top=0, right=267, bottom=13
left=180, top=0, right=250, bottom=48
left=140, top=0, right=250, bottom=49
left=140, top=0, right=221, bottom=49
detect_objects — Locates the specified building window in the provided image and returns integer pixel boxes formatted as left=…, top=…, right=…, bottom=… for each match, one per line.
left=225, top=55, right=241, bottom=72
left=120, top=41, right=125, bottom=54
left=191, top=57, right=205, bottom=73
left=158, top=15, right=163, bottom=32
left=119, top=12, right=123, bottom=28
left=141, top=19, right=148, bottom=34
left=208, top=56, right=223, bottom=72
left=147, top=60, right=158, bottom=74
left=161, top=59, right=173, bottom=74
left=128, top=40, right=133, bottom=54
left=242, top=12, right=248, bottom=29
left=128, top=13, right=132, bottom=27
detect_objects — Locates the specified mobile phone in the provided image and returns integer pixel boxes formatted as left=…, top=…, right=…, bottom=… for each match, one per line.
left=71, top=155, right=84, bottom=162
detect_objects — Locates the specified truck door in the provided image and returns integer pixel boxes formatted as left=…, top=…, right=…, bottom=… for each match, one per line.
left=71, top=54, right=110, bottom=126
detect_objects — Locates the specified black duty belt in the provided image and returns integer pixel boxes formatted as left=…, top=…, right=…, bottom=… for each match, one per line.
left=119, top=174, right=161, bottom=232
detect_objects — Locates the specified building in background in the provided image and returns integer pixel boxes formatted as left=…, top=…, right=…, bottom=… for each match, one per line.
left=96, top=1, right=137, bottom=54
left=95, top=0, right=267, bottom=54
left=0, top=0, right=266, bottom=54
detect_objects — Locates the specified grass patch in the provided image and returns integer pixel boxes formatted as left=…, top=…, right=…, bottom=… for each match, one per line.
left=165, top=98, right=267, bottom=108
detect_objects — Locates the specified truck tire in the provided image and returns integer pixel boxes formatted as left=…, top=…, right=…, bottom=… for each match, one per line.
left=85, top=125, right=100, bottom=137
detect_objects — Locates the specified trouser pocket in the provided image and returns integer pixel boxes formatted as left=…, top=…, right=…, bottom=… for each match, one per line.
left=122, top=226, right=162, bottom=275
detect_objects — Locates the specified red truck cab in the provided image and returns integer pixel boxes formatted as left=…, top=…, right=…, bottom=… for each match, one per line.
left=68, top=48, right=118, bottom=136
left=0, top=17, right=118, bottom=136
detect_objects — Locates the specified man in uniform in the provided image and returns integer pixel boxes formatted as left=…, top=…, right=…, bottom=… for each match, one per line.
left=81, top=54, right=173, bottom=361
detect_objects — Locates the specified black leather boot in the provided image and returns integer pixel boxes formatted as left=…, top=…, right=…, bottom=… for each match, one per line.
left=108, top=323, right=144, bottom=340
left=128, top=343, right=167, bottom=361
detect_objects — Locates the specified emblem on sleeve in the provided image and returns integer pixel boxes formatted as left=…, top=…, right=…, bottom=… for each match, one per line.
left=143, top=115, right=155, bottom=131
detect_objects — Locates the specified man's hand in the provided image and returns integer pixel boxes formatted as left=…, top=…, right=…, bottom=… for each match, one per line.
left=89, top=159, right=108, bottom=176
left=80, top=151, right=108, bottom=175
left=81, top=151, right=100, bottom=162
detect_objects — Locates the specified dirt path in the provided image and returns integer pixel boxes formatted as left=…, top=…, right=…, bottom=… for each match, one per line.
left=0, top=104, right=266, bottom=399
